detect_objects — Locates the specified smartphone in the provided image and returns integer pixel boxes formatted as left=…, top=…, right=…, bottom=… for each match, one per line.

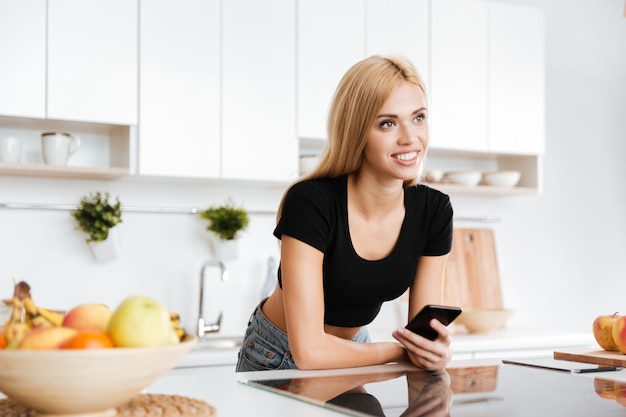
left=405, top=304, right=462, bottom=340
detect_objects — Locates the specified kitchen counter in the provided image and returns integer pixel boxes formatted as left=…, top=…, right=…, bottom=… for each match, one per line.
left=150, top=356, right=626, bottom=416
left=177, top=328, right=597, bottom=368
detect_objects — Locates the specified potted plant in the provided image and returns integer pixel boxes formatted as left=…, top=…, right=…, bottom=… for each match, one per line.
left=199, top=199, right=249, bottom=261
left=71, top=191, right=122, bottom=261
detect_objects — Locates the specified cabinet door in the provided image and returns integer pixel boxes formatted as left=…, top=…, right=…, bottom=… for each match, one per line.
left=298, top=0, right=365, bottom=140
left=489, top=2, right=545, bottom=155
left=222, top=0, right=297, bottom=181
left=138, top=0, right=220, bottom=178
left=430, top=0, right=488, bottom=152
left=47, top=0, right=137, bottom=125
left=366, top=0, right=429, bottom=87
left=0, top=0, right=46, bottom=119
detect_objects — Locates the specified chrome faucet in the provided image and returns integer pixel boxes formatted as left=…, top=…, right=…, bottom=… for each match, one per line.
left=197, top=260, right=229, bottom=339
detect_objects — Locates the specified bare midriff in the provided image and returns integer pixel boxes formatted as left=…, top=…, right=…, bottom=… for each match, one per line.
left=261, top=288, right=362, bottom=341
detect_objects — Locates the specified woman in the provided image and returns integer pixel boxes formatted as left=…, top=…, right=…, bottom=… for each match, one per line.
left=236, top=55, right=453, bottom=372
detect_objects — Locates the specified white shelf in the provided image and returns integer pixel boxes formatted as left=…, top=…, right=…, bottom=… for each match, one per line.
left=0, top=163, right=128, bottom=180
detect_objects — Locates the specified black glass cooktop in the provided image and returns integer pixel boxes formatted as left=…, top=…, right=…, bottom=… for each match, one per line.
left=244, top=360, right=626, bottom=416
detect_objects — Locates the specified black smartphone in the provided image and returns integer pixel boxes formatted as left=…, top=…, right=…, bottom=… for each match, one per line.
left=405, top=304, right=462, bottom=340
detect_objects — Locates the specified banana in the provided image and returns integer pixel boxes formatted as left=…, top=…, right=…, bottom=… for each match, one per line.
left=3, top=296, right=31, bottom=345
left=169, top=311, right=187, bottom=341
left=174, top=327, right=186, bottom=341
left=37, top=307, right=64, bottom=327
left=22, top=297, right=38, bottom=316
left=30, top=314, right=56, bottom=328
left=4, top=321, right=30, bottom=345
left=169, top=311, right=181, bottom=328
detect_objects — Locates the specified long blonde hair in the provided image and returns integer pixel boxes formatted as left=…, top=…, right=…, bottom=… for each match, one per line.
left=278, top=55, right=427, bottom=222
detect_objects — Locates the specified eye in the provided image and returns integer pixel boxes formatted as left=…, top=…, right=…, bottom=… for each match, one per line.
left=413, top=113, right=427, bottom=123
left=379, top=119, right=396, bottom=129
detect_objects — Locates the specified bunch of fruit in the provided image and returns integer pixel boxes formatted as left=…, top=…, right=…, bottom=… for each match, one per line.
left=592, top=313, right=626, bottom=353
left=1, top=281, right=188, bottom=350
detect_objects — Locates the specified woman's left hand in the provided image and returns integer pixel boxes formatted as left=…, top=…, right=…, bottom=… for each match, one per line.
left=391, top=319, right=452, bottom=370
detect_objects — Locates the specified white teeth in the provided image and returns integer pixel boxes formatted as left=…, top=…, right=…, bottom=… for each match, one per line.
left=394, top=152, right=417, bottom=161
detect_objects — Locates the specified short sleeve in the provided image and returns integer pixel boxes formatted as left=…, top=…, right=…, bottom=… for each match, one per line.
left=273, top=181, right=335, bottom=253
left=422, top=192, right=453, bottom=256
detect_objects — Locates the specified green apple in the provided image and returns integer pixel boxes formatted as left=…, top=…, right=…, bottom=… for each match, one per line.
left=108, top=296, right=172, bottom=348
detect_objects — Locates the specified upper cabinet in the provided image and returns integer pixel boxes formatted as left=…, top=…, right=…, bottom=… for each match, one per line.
left=0, top=0, right=46, bottom=119
left=138, top=0, right=297, bottom=182
left=138, top=0, right=221, bottom=178
left=430, top=0, right=545, bottom=156
left=0, top=0, right=137, bottom=125
left=0, top=0, right=545, bottom=193
left=221, top=0, right=297, bottom=181
left=297, top=0, right=365, bottom=141
left=47, top=0, right=138, bottom=125
left=488, top=2, right=545, bottom=155
left=366, top=0, right=429, bottom=85
left=430, top=0, right=488, bottom=152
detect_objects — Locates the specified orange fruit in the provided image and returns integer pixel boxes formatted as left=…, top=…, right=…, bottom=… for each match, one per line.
left=0, top=332, right=6, bottom=349
left=63, top=330, right=115, bottom=349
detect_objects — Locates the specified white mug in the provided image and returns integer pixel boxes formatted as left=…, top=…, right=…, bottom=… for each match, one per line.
left=41, top=132, right=81, bottom=166
left=0, top=136, right=22, bottom=164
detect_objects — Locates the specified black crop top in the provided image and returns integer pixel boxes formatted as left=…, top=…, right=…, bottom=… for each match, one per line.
left=273, top=176, right=453, bottom=327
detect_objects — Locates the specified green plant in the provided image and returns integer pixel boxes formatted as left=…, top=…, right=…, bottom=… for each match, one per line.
left=199, top=199, right=249, bottom=241
left=71, top=192, right=122, bottom=243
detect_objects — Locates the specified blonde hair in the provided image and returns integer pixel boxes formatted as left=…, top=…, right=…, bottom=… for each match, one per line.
left=278, top=55, right=427, bottom=222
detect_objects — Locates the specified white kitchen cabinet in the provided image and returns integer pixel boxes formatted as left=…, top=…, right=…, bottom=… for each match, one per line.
left=430, top=0, right=488, bottom=152
left=0, top=0, right=46, bottom=119
left=488, top=2, right=545, bottom=155
left=366, top=0, right=429, bottom=86
left=297, top=0, right=365, bottom=141
left=221, top=0, right=298, bottom=181
left=138, top=0, right=220, bottom=178
left=47, top=0, right=137, bottom=125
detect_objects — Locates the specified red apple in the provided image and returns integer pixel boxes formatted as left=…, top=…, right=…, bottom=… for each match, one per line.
left=612, top=315, right=626, bottom=354
left=593, top=313, right=620, bottom=351
left=62, top=303, right=113, bottom=333
left=18, top=327, right=78, bottom=350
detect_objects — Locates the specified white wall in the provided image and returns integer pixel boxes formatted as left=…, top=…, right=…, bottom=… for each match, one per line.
left=1, top=0, right=625, bottom=336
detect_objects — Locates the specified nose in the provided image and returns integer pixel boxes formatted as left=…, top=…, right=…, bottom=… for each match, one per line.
left=398, top=123, right=417, bottom=145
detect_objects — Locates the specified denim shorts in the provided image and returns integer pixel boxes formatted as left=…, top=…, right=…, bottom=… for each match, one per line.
left=236, top=300, right=370, bottom=373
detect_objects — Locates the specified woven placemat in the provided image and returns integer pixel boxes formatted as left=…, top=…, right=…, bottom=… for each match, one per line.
left=0, top=394, right=217, bottom=417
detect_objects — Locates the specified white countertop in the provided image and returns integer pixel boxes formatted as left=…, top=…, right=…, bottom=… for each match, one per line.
left=177, top=327, right=597, bottom=368
left=152, top=354, right=626, bottom=417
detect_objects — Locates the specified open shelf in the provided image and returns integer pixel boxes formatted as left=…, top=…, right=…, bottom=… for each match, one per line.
left=0, top=162, right=129, bottom=180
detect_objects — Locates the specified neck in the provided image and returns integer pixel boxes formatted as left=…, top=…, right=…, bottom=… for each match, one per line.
left=348, top=174, right=404, bottom=219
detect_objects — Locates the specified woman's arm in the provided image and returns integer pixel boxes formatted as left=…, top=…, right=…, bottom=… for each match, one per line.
left=280, top=235, right=406, bottom=370
left=392, top=254, right=453, bottom=370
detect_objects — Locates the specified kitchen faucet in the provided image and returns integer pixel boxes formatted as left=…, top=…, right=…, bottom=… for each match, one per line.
left=197, top=260, right=229, bottom=339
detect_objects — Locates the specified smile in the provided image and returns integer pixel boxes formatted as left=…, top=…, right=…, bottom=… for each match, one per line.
left=392, top=151, right=418, bottom=161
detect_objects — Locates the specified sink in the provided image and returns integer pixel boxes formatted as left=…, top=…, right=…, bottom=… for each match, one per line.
left=175, top=336, right=243, bottom=368
left=193, top=335, right=243, bottom=351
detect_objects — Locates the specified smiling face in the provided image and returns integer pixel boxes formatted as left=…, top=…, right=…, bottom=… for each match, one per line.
left=360, top=81, right=429, bottom=183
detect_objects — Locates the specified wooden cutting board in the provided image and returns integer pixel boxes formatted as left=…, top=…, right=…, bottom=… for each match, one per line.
left=554, top=349, right=626, bottom=367
left=443, top=228, right=503, bottom=309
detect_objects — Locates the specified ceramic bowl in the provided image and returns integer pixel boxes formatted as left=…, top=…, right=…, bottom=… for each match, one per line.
left=443, top=170, right=482, bottom=187
left=482, top=171, right=521, bottom=187
left=455, top=308, right=515, bottom=334
left=424, top=169, right=445, bottom=183
left=0, top=335, right=196, bottom=416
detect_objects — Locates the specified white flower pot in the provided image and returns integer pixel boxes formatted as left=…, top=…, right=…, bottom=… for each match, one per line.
left=88, top=228, right=120, bottom=262
left=210, top=236, right=239, bottom=262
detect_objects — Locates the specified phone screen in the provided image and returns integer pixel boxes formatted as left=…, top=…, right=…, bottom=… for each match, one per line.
left=405, top=305, right=462, bottom=340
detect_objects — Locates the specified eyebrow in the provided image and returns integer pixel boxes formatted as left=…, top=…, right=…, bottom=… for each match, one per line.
left=376, top=107, right=427, bottom=119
